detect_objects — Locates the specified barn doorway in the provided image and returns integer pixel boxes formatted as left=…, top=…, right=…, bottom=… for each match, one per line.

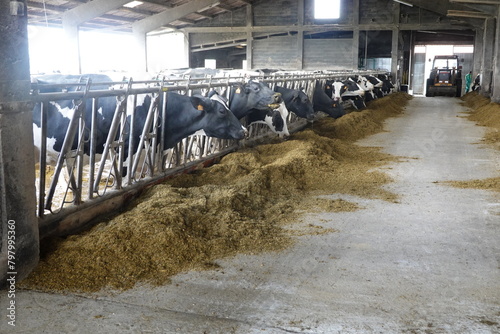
left=411, top=44, right=474, bottom=96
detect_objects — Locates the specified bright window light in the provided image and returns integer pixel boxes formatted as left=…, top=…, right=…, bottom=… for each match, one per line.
left=454, top=45, right=474, bottom=53
left=414, top=45, right=426, bottom=53
left=315, top=0, right=341, bottom=19
left=123, top=1, right=143, bottom=8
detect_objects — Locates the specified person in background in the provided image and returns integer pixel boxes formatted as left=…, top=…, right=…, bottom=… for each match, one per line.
left=465, top=71, right=472, bottom=93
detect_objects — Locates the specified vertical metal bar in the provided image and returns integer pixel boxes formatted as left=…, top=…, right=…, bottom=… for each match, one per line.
left=37, top=101, right=48, bottom=217
left=88, top=97, right=98, bottom=200
left=126, top=81, right=136, bottom=186
left=159, top=88, right=167, bottom=172
left=74, top=100, right=85, bottom=205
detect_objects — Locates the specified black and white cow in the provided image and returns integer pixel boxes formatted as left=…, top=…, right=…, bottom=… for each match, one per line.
left=377, top=74, right=394, bottom=95
left=274, top=85, right=315, bottom=121
left=365, top=75, right=384, bottom=98
left=32, top=74, right=247, bottom=166
left=228, top=79, right=288, bottom=135
left=229, top=80, right=282, bottom=119
left=247, top=102, right=290, bottom=137
left=313, top=80, right=344, bottom=119
left=326, top=79, right=366, bottom=110
left=351, top=75, right=376, bottom=102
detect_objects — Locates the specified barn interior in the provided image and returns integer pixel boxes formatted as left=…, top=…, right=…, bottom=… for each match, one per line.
left=1, top=0, right=499, bottom=332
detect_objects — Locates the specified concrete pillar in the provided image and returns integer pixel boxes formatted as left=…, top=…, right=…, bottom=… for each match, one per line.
left=352, top=0, right=360, bottom=70
left=391, top=3, right=401, bottom=87
left=0, top=0, right=39, bottom=288
left=246, top=4, right=253, bottom=70
left=132, top=30, right=148, bottom=73
left=473, top=27, right=484, bottom=77
left=392, top=29, right=400, bottom=87
left=481, top=17, right=495, bottom=96
left=297, top=0, right=304, bottom=70
left=61, top=22, right=81, bottom=74
left=491, top=6, right=500, bottom=103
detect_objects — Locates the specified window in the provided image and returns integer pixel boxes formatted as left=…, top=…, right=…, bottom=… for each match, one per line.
left=314, top=0, right=341, bottom=19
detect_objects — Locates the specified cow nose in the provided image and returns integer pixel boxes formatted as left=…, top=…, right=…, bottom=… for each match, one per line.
left=273, top=93, right=282, bottom=103
left=306, top=114, right=315, bottom=122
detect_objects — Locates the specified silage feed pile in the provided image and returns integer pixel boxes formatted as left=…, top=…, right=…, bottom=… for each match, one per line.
left=445, top=92, right=500, bottom=193
left=21, top=92, right=412, bottom=293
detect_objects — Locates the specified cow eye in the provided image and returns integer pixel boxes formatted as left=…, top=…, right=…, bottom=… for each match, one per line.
left=219, top=107, right=226, bottom=115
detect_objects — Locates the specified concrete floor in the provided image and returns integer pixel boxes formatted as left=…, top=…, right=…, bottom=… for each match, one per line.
left=2, top=96, right=500, bottom=333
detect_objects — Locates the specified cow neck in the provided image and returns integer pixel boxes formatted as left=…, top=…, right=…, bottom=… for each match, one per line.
left=164, top=95, right=207, bottom=149
left=228, top=86, right=248, bottom=119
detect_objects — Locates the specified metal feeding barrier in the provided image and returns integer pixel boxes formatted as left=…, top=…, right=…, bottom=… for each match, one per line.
left=31, top=70, right=387, bottom=237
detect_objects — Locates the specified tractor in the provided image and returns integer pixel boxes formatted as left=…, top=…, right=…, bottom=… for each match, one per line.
left=425, top=55, right=462, bottom=97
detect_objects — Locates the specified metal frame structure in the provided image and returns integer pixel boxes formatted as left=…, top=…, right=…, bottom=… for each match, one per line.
left=32, top=70, right=385, bottom=238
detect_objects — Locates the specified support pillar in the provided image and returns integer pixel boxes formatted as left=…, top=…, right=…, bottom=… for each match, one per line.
left=246, top=4, right=253, bottom=70
left=352, top=0, right=360, bottom=70
left=132, top=30, right=148, bottom=73
left=61, top=22, right=81, bottom=74
left=481, top=17, right=495, bottom=96
left=297, top=0, right=304, bottom=70
left=491, top=6, right=500, bottom=103
left=473, top=27, right=483, bottom=78
left=0, top=0, right=39, bottom=288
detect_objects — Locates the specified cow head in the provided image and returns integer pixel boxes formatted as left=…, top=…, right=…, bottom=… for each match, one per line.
left=275, top=86, right=315, bottom=121
left=330, top=81, right=347, bottom=101
left=229, top=80, right=282, bottom=119
left=353, top=75, right=374, bottom=91
left=196, top=92, right=247, bottom=140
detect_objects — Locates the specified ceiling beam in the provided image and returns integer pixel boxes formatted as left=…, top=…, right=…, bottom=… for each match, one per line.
left=62, top=0, right=133, bottom=26
left=447, top=9, right=494, bottom=17
left=449, top=0, right=500, bottom=4
left=132, top=0, right=220, bottom=34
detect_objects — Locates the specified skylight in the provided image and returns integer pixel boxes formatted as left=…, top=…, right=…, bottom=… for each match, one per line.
left=123, top=1, right=143, bottom=8
left=314, top=0, right=341, bottom=19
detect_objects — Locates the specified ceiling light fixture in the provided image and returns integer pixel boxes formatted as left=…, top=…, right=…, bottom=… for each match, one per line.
left=393, top=0, right=413, bottom=7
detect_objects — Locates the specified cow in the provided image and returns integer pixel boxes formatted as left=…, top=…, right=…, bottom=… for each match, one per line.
left=228, top=79, right=282, bottom=119
left=365, top=75, right=384, bottom=98
left=326, top=79, right=366, bottom=110
left=471, top=74, right=480, bottom=92
left=377, top=74, right=395, bottom=95
left=351, top=75, right=376, bottom=102
left=313, top=80, right=344, bottom=119
left=32, top=74, right=247, bottom=167
left=274, top=85, right=315, bottom=121
left=246, top=102, right=290, bottom=138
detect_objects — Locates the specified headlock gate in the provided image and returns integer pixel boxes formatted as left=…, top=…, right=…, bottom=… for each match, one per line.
left=31, top=70, right=386, bottom=238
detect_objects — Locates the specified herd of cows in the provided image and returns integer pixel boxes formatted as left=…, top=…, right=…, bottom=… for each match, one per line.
left=32, top=72, right=395, bottom=173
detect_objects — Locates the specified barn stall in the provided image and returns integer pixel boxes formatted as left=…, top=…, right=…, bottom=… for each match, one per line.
left=1, top=0, right=500, bottom=332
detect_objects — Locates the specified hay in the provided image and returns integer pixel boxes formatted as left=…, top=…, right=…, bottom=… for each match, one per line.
left=461, top=92, right=500, bottom=150
left=20, top=93, right=411, bottom=293
left=443, top=92, right=500, bottom=193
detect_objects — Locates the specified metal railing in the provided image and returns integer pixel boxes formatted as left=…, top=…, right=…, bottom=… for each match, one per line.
left=31, top=70, right=386, bottom=236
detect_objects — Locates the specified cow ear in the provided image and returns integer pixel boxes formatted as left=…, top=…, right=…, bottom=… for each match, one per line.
left=190, top=96, right=206, bottom=112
